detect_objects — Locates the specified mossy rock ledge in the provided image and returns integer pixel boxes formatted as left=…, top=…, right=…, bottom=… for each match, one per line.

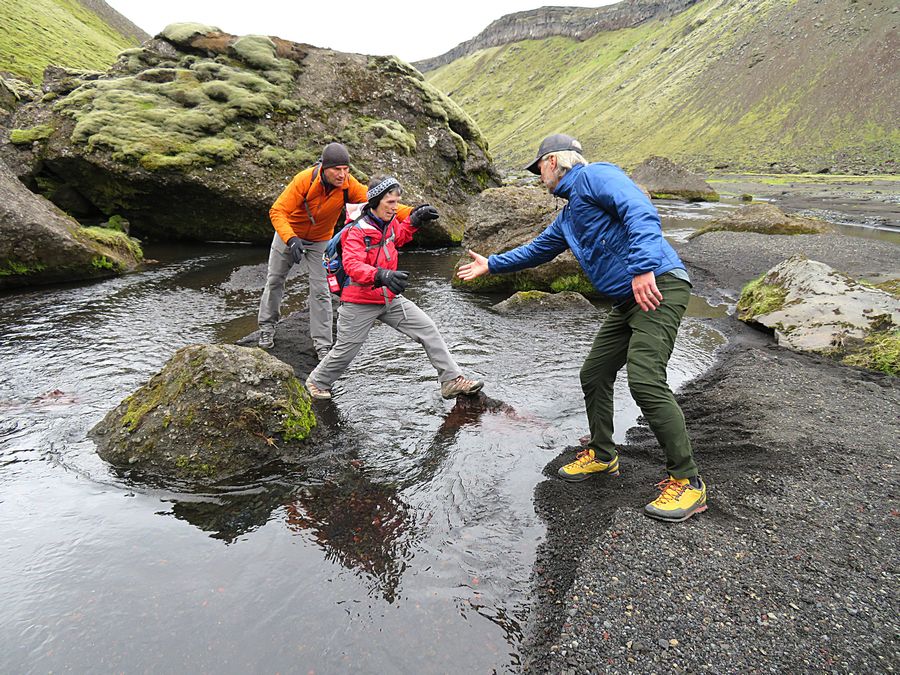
left=738, top=255, right=899, bottom=376
left=90, top=344, right=319, bottom=482
left=1, top=24, right=499, bottom=245
left=491, top=290, right=597, bottom=314
left=452, top=185, right=598, bottom=298
left=630, top=155, right=719, bottom=202
left=0, top=159, right=142, bottom=289
left=688, top=203, right=832, bottom=240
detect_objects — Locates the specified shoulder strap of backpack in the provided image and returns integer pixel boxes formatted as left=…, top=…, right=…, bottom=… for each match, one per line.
left=302, top=163, right=322, bottom=227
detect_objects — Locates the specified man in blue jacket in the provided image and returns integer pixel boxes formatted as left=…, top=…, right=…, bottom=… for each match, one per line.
left=458, top=134, right=707, bottom=523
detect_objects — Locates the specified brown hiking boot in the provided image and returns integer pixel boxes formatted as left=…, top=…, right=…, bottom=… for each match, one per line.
left=440, top=375, right=484, bottom=399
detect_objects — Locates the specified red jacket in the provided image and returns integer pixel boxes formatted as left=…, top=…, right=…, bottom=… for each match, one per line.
left=340, top=212, right=416, bottom=304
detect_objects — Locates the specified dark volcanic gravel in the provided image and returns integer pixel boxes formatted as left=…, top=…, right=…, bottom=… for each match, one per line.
left=521, top=233, right=900, bottom=674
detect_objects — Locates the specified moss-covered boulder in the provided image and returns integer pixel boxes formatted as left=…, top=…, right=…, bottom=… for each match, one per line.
left=738, top=255, right=899, bottom=376
left=689, top=203, right=831, bottom=239
left=452, top=185, right=596, bottom=297
left=91, top=343, right=319, bottom=483
left=0, top=158, right=142, bottom=289
left=491, top=290, right=597, bottom=314
left=630, top=156, right=718, bottom=202
left=1, top=24, right=498, bottom=246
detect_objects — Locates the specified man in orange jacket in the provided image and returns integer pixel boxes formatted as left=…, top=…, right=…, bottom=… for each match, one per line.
left=258, top=142, right=411, bottom=356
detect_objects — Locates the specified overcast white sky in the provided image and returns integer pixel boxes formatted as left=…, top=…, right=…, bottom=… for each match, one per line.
left=103, top=0, right=617, bottom=63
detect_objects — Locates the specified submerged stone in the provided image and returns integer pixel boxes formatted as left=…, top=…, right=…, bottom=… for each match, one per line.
left=492, top=290, right=597, bottom=314
left=90, top=343, right=319, bottom=482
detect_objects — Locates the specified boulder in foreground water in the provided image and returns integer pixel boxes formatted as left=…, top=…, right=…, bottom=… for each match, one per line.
left=689, top=203, right=831, bottom=240
left=91, top=343, right=318, bottom=482
left=491, top=290, right=597, bottom=314
left=738, top=255, right=899, bottom=376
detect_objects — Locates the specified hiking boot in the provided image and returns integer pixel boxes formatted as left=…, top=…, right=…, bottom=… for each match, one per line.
left=440, top=375, right=484, bottom=399
left=557, top=449, right=620, bottom=482
left=305, top=375, right=332, bottom=400
left=258, top=326, right=275, bottom=350
left=644, top=476, right=707, bottom=523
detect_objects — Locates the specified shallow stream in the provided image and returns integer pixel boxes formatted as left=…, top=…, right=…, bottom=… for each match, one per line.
left=1, top=192, right=891, bottom=672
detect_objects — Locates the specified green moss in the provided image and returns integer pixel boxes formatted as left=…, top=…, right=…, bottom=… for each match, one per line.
left=651, top=191, right=719, bottom=202
left=77, top=226, right=144, bottom=262
left=550, top=273, right=596, bottom=295
left=0, top=0, right=142, bottom=82
left=737, top=274, right=788, bottom=321
left=0, top=260, right=47, bottom=276
left=281, top=378, right=316, bottom=442
left=231, top=35, right=279, bottom=69
left=842, top=330, right=900, bottom=377
left=92, top=255, right=116, bottom=270
left=740, top=193, right=754, bottom=202
left=105, top=214, right=128, bottom=232
left=873, top=279, right=900, bottom=299
left=9, top=124, right=54, bottom=144
left=159, top=23, right=220, bottom=47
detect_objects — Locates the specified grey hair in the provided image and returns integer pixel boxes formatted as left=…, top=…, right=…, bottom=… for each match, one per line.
left=546, top=150, right=588, bottom=178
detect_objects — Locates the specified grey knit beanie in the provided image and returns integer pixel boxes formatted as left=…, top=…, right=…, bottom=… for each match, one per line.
left=320, top=142, right=350, bottom=169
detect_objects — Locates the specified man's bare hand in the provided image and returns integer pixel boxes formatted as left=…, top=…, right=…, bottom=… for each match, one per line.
left=632, top=271, right=663, bottom=311
left=457, top=249, right=489, bottom=281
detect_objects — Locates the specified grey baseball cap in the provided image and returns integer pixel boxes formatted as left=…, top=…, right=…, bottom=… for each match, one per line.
left=525, top=133, right=584, bottom=174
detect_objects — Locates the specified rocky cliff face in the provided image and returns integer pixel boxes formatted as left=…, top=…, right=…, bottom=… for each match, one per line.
left=1, top=24, right=499, bottom=248
left=414, top=0, right=699, bottom=72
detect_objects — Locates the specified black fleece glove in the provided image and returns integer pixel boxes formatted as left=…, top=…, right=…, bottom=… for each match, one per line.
left=409, top=204, right=439, bottom=228
left=373, top=268, right=410, bottom=294
left=287, top=237, right=304, bottom=264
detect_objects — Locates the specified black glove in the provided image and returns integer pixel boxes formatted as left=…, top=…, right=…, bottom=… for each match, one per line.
left=287, top=237, right=304, bottom=264
left=409, top=204, right=439, bottom=228
left=373, top=268, right=410, bottom=294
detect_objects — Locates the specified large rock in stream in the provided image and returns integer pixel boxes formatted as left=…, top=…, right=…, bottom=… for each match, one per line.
left=1, top=24, right=499, bottom=248
left=91, top=343, right=319, bottom=482
left=738, top=255, right=899, bottom=376
left=688, top=202, right=831, bottom=239
left=630, top=155, right=718, bottom=202
left=0, top=158, right=142, bottom=289
left=451, top=185, right=595, bottom=297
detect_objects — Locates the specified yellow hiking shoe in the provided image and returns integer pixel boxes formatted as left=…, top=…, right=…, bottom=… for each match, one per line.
left=557, top=449, right=620, bottom=482
left=644, top=476, right=707, bottom=522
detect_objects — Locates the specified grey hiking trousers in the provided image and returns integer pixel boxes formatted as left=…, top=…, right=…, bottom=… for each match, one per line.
left=308, top=296, right=463, bottom=389
left=257, top=234, right=332, bottom=353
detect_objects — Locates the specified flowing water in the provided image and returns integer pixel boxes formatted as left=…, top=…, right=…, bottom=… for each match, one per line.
left=2, top=194, right=889, bottom=673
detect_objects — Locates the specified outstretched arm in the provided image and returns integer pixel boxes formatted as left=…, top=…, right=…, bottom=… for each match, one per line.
left=457, top=250, right=489, bottom=280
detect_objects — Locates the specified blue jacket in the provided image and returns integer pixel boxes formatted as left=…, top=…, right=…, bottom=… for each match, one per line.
left=487, top=162, right=686, bottom=302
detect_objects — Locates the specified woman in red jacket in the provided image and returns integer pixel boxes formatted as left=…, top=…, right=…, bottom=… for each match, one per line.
left=305, top=175, right=483, bottom=401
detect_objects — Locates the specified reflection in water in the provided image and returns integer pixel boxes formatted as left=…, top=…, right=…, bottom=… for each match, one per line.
left=0, top=243, right=725, bottom=673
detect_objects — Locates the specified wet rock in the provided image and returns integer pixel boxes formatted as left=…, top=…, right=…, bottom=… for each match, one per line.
left=452, top=185, right=595, bottom=296
left=738, top=255, right=899, bottom=374
left=0, top=158, right=142, bottom=289
left=90, top=343, right=319, bottom=483
left=491, top=290, right=596, bottom=314
left=689, top=203, right=831, bottom=239
left=1, top=24, right=499, bottom=248
left=630, top=156, right=719, bottom=202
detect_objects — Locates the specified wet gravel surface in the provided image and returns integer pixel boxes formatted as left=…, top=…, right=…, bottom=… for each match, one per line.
left=521, top=233, right=900, bottom=673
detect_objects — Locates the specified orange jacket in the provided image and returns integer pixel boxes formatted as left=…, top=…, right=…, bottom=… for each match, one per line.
left=270, top=166, right=413, bottom=243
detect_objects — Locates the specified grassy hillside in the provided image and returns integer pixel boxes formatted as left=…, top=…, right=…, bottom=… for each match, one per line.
left=427, top=0, right=899, bottom=174
left=0, top=0, right=143, bottom=83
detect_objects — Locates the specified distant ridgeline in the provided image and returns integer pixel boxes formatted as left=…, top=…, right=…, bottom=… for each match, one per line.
left=413, top=0, right=699, bottom=73
left=0, top=0, right=148, bottom=83
left=422, top=0, right=900, bottom=175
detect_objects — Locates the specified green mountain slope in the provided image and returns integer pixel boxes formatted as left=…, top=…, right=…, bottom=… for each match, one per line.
left=0, top=0, right=147, bottom=83
left=427, top=0, right=899, bottom=173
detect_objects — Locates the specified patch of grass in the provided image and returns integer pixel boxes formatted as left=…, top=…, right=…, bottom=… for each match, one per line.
left=0, top=260, right=47, bottom=276
left=0, top=0, right=141, bottom=83
left=77, top=225, right=144, bottom=262
left=737, top=273, right=788, bottom=321
left=842, top=330, right=900, bottom=377
left=550, top=273, right=595, bottom=295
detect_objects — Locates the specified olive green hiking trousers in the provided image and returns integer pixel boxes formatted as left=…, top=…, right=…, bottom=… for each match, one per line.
left=581, top=273, right=698, bottom=478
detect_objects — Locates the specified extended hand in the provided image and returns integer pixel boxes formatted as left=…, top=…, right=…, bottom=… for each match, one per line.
left=410, top=204, right=439, bottom=228
left=287, top=237, right=304, bottom=264
left=632, top=271, right=663, bottom=311
left=373, top=268, right=410, bottom=294
left=457, top=249, right=489, bottom=281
